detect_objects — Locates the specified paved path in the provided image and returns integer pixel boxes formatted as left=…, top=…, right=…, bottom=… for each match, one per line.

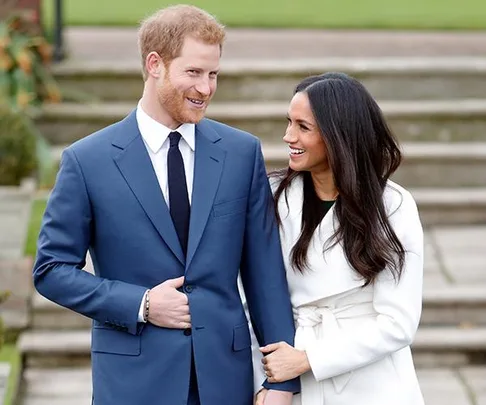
left=62, top=27, right=486, bottom=66
left=423, top=226, right=486, bottom=288
left=18, top=366, right=486, bottom=405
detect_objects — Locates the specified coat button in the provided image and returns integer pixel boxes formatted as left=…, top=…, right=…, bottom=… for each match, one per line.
left=184, top=328, right=192, bottom=336
left=184, top=285, right=194, bottom=293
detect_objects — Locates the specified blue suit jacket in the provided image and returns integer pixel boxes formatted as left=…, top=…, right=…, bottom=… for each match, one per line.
left=33, top=111, right=299, bottom=404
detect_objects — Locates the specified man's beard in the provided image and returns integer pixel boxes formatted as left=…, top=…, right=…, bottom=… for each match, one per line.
left=158, top=75, right=209, bottom=126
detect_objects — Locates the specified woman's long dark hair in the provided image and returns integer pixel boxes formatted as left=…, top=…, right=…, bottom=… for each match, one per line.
left=273, top=72, right=405, bottom=286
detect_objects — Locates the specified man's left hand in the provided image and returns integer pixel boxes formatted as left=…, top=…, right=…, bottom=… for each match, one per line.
left=262, top=389, right=293, bottom=405
left=260, top=341, right=311, bottom=382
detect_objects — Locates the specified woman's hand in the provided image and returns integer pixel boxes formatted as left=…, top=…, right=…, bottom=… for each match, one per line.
left=260, top=341, right=311, bottom=382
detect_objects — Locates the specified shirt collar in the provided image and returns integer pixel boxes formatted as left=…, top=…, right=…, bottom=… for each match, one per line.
left=136, top=101, right=196, bottom=153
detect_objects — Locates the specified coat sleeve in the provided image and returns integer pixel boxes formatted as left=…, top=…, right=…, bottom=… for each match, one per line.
left=33, top=148, right=147, bottom=335
left=305, top=189, right=424, bottom=381
left=239, top=138, right=300, bottom=393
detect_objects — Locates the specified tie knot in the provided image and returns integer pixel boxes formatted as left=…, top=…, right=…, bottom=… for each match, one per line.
left=169, top=131, right=182, bottom=147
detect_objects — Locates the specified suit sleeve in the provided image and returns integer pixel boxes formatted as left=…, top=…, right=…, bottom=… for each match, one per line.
left=239, top=139, right=300, bottom=393
left=305, top=190, right=424, bottom=380
left=33, top=148, right=147, bottom=335
left=238, top=276, right=267, bottom=394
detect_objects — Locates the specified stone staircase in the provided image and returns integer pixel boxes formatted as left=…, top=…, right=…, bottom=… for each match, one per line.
left=19, top=286, right=486, bottom=369
left=39, top=58, right=486, bottom=227
left=0, top=184, right=35, bottom=336
left=16, top=28, right=486, bottom=404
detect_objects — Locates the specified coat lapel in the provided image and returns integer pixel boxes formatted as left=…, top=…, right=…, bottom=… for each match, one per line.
left=186, top=120, right=225, bottom=269
left=112, top=110, right=185, bottom=265
left=280, top=176, right=364, bottom=306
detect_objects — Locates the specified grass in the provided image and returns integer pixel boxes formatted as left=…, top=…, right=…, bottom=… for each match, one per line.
left=24, top=198, right=48, bottom=258
left=41, top=0, right=486, bottom=30
left=0, top=344, right=21, bottom=405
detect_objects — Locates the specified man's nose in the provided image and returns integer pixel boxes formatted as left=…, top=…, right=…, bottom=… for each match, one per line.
left=195, top=78, right=211, bottom=97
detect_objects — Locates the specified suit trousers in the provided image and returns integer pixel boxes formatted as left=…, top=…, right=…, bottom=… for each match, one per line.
left=188, top=345, right=200, bottom=405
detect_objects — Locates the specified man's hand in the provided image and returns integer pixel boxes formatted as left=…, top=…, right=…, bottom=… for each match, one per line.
left=263, top=390, right=293, bottom=405
left=147, top=276, right=191, bottom=328
left=255, top=388, right=268, bottom=405
left=260, top=342, right=310, bottom=383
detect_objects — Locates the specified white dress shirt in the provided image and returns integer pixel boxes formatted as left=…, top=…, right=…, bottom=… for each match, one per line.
left=136, top=102, right=196, bottom=322
left=136, top=102, right=195, bottom=206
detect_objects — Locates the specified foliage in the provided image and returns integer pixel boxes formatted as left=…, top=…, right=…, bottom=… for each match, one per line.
left=0, top=14, right=61, bottom=110
left=0, top=103, right=38, bottom=185
left=24, top=198, right=48, bottom=257
left=0, top=291, right=10, bottom=351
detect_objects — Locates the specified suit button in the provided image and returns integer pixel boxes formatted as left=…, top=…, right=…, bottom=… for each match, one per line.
left=184, top=285, right=194, bottom=293
left=184, top=328, right=192, bottom=336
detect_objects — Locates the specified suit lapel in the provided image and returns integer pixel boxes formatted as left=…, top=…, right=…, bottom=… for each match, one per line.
left=186, top=120, right=225, bottom=269
left=112, top=110, right=185, bottom=265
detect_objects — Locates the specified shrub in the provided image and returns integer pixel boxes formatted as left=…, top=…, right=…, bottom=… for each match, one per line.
left=0, top=103, right=38, bottom=185
left=0, top=13, right=61, bottom=110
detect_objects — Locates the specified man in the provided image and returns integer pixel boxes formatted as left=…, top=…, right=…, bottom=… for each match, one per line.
left=33, top=5, right=298, bottom=405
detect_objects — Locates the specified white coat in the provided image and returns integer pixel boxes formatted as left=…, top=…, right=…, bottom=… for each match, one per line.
left=244, top=176, right=425, bottom=405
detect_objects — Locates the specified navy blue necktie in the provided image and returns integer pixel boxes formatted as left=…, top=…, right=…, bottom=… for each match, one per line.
left=168, top=131, right=190, bottom=255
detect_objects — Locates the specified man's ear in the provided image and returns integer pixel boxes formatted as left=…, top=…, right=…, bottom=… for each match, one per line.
left=145, top=52, right=165, bottom=79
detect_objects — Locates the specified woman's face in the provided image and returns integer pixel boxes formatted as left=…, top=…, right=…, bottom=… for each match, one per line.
left=283, top=92, right=330, bottom=174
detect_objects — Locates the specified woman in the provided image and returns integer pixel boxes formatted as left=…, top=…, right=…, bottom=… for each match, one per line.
left=253, top=72, right=424, bottom=405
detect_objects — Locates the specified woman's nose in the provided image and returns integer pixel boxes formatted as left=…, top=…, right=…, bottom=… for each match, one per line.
left=283, top=128, right=296, bottom=143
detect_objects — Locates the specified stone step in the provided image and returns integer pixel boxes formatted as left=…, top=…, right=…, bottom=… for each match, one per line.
left=30, top=293, right=91, bottom=330
left=411, top=188, right=486, bottom=225
left=53, top=57, right=486, bottom=102
left=264, top=142, right=486, bottom=188
left=30, top=286, right=486, bottom=333
left=21, top=394, right=92, bottom=404
left=0, top=258, right=33, bottom=334
left=17, top=366, right=486, bottom=405
left=50, top=142, right=486, bottom=189
left=18, top=327, right=486, bottom=368
left=18, top=331, right=92, bottom=368
left=421, top=287, right=486, bottom=327
left=41, top=141, right=486, bottom=226
left=0, top=183, right=35, bottom=201
left=20, top=368, right=92, bottom=405
left=36, top=100, right=486, bottom=146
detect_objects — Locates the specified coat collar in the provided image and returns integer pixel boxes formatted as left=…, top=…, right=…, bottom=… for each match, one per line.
left=276, top=175, right=365, bottom=306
